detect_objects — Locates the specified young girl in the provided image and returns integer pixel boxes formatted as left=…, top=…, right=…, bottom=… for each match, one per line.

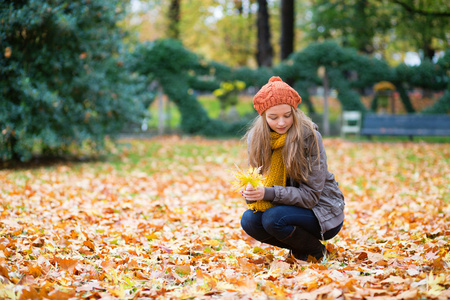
left=241, top=76, right=345, bottom=261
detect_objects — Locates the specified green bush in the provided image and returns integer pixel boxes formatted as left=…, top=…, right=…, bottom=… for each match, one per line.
left=0, top=0, right=148, bottom=161
left=423, top=90, right=450, bottom=114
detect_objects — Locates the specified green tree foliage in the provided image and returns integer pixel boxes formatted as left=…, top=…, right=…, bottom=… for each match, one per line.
left=395, top=15, right=448, bottom=61
left=308, top=0, right=450, bottom=62
left=170, top=0, right=257, bottom=67
left=1, top=0, right=148, bottom=161
left=309, top=0, right=394, bottom=54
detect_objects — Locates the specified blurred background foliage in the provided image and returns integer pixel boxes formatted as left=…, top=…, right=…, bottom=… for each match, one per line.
left=1, top=0, right=449, bottom=162
left=127, top=0, right=449, bottom=67
left=1, top=0, right=150, bottom=161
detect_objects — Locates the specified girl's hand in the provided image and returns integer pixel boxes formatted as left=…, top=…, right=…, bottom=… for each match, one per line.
left=242, top=184, right=265, bottom=201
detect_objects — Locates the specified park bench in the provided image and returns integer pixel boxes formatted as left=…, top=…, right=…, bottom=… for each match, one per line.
left=360, top=114, right=450, bottom=140
left=341, top=111, right=362, bottom=138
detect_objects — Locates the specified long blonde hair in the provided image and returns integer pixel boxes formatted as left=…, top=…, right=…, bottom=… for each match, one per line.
left=244, top=107, right=320, bottom=183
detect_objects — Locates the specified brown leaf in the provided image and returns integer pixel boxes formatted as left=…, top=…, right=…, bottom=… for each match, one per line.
left=31, top=238, right=45, bottom=248
left=18, top=286, right=39, bottom=300
left=83, top=240, right=95, bottom=251
left=356, top=251, right=368, bottom=261
left=237, top=258, right=257, bottom=273
left=46, top=289, right=76, bottom=300
left=100, top=258, right=115, bottom=270
left=174, top=264, right=191, bottom=276
left=55, top=257, right=79, bottom=274
left=0, top=265, right=11, bottom=281
left=134, top=271, right=150, bottom=280
left=27, top=264, right=43, bottom=278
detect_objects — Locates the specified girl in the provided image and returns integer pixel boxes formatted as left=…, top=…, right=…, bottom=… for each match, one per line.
left=241, top=76, right=345, bottom=261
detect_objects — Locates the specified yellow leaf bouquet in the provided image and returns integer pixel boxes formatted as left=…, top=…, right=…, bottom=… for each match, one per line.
left=230, top=165, right=276, bottom=212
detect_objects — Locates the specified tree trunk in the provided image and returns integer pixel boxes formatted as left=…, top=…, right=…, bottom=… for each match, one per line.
left=397, top=85, right=416, bottom=113
left=234, top=0, right=243, bottom=14
left=167, top=0, right=181, bottom=39
left=280, top=0, right=295, bottom=60
left=257, top=0, right=273, bottom=67
left=423, top=42, right=435, bottom=61
left=355, top=0, right=374, bottom=54
left=158, top=85, right=165, bottom=135
left=322, top=69, right=330, bottom=136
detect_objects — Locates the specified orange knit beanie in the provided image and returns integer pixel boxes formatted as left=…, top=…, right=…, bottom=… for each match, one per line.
left=253, top=76, right=302, bottom=115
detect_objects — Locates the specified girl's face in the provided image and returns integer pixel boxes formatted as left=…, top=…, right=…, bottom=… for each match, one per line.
left=265, top=104, right=293, bottom=134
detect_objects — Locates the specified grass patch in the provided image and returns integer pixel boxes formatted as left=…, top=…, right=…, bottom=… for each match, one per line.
left=197, top=94, right=255, bottom=119
left=146, top=94, right=256, bottom=130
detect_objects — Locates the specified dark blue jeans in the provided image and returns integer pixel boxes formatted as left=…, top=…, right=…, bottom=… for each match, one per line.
left=241, top=205, right=342, bottom=249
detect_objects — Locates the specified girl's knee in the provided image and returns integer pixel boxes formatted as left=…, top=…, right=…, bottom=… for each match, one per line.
left=261, top=210, right=280, bottom=233
left=240, top=210, right=260, bottom=232
left=261, top=206, right=283, bottom=226
left=261, top=206, right=291, bottom=235
left=241, top=209, right=255, bottom=223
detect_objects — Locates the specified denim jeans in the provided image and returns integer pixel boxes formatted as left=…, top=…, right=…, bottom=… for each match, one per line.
left=241, top=205, right=342, bottom=248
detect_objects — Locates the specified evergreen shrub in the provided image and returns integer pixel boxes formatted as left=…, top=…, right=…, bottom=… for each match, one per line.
left=1, top=0, right=148, bottom=161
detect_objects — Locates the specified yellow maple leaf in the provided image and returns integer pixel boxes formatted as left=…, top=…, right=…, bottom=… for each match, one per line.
left=428, top=272, right=445, bottom=295
left=229, top=165, right=277, bottom=212
left=383, top=249, right=400, bottom=259
left=229, top=165, right=265, bottom=192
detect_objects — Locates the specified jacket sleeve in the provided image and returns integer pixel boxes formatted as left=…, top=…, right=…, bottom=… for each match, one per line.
left=271, top=130, right=328, bottom=209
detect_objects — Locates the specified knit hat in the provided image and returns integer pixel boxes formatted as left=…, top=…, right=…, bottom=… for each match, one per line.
left=253, top=76, right=302, bottom=115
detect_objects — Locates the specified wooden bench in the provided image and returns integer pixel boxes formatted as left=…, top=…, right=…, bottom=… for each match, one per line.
left=360, top=114, right=450, bottom=140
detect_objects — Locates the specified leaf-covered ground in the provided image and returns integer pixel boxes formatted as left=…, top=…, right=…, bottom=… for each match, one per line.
left=1, top=136, right=449, bottom=299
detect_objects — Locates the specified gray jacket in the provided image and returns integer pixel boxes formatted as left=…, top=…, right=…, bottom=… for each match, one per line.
left=248, top=127, right=345, bottom=238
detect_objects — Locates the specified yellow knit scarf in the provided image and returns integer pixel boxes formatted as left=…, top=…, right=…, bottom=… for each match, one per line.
left=248, top=132, right=287, bottom=212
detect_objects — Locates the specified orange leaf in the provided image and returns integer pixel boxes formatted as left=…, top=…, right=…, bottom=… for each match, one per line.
left=28, top=264, right=43, bottom=278
left=83, top=240, right=95, bottom=251
left=0, top=265, right=11, bottom=281
left=55, top=257, right=79, bottom=273
left=18, top=286, right=39, bottom=300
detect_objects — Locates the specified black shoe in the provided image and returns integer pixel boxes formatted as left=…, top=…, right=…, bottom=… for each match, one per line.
left=280, top=227, right=327, bottom=261
left=291, top=249, right=308, bottom=261
left=284, top=249, right=311, bottom=265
